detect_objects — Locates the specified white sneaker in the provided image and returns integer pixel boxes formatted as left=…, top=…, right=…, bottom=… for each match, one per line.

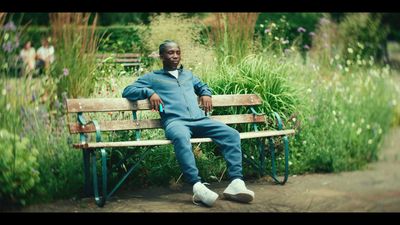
left=192, top=182, right=219, bottom=207
left=223, top=178, right=254, bottom=203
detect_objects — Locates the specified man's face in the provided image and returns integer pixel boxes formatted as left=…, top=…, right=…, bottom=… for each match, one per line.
left=160, top=43, right=181, bottom=70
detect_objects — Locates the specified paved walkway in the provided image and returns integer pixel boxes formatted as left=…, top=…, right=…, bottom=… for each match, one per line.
left=20, top=127, right=400, bottom=212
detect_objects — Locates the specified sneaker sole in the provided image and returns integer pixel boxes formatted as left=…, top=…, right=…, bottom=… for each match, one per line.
left=223, top=192, right=254, bottom=203
left=193, top=195, right=218, bottom=207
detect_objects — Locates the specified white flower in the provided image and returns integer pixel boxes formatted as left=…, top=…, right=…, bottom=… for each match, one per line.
left=361, top=118, right=365, bottom=124
left=6, top=103, right=11, bottom=111
left=366, top=124, right=370, bottom=129
left=1, top=89, right=6, bottom=96
left=332, top=110, right=336, bottom=116
left=307, top=88, right=312, bottom=93
left=302, top=140, right=307, bottom=145
left=368, top=139, right=373, bottom=145
left=356, top=128, right=362, bottom=135
left=347, top=48, right=354, bottom=54
left=378, top=128, right=382, bottom=134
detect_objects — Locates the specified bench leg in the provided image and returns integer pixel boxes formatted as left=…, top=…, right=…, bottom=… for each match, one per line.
left=82, top=150, right=91, bottom=197
left=268, top=136, right=289, bottom=185
left=107, top=147, right=152, bottom=199
left=257, top=138, right=266, bottom=176
left=91, top=148, right=108, bottom=207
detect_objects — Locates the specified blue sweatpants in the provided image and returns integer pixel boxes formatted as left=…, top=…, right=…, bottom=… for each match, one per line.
left=165, top=117, right=243, bottom=185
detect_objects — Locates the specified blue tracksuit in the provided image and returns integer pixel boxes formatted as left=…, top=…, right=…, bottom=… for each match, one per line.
left=122, top=67, right=243, bottom=184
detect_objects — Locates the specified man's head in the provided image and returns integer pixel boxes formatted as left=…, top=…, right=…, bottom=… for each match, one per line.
left=41, top=38, right=49, bottom=47
left=159, top=40, right=181, bottom=70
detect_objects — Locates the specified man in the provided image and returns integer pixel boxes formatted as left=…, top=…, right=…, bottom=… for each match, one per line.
left=122, top=40, right=254, bottom=207
left=36, top=37, right=55, bottom=72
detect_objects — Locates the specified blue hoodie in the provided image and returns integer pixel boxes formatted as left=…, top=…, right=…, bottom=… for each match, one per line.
left=122, top=67, right=212, bottom=128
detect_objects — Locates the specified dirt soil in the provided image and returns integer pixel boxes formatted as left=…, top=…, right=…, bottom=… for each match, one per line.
left=16, top=127, right=400, bottom=212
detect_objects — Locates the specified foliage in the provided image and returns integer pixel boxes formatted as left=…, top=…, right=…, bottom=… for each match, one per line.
left=310, top=14, right=389, bottom=67
left=0, top=18, right=23, bottom=77
left=0, top=129, right=40, bottom=206
left=205, top=54, right=300, bottom=120
left=205, top=13, right=259, bottom=64
left=96, top=25, right=147, bottom=53
left=288, top=58, right=398, bottom=173
left=49, top=13, right=100, bottom=98
left=19, top=104, right=83, bottom=202
left=337, top=13, right=389, bottom=63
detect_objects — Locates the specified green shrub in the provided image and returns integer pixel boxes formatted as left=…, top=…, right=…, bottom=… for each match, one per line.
left=205, top=54, right=300, bottom=120
left=288, top=62, right=397, bottom=174
left=338, top=13, right=389, bottom=64
left=0, top=129, right=40, bottom=206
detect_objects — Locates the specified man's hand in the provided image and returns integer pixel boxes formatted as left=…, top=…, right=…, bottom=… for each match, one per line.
left=149, top=93, right=164, bottom=112
left=200, top=95, right=212, bottom=114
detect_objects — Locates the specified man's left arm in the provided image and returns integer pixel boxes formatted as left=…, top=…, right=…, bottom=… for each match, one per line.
left=193, top=75, right=212, bottom=114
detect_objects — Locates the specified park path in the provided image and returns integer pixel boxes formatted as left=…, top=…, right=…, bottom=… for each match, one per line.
left=19, top=126, right=400, bottom=212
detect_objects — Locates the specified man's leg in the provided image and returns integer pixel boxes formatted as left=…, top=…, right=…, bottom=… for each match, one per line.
left=191, top=118, right=254, bottom=203
left=165, top=121, right=200, bottom=185
left=165, top=120, right=218, bottom=207
left=190, top=118, right=243, bottom=181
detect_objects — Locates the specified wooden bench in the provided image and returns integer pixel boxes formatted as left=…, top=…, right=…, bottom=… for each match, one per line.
left=65, top=94, right=295, bottom=207
left=96, top=53, right=141, bottom=69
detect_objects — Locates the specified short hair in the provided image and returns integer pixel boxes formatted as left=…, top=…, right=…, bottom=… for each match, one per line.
left=159, top=40, right=179, bottom=55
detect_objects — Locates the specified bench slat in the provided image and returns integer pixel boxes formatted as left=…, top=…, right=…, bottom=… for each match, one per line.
left=68, top=114, right=266, bottom=134
left=73, top=129, right=295, bottom=149
left=96, top=53, right=141, bottom=58
left=113, top=59, right=141, bottom=63
left=66, top=94, right=263, bottom=113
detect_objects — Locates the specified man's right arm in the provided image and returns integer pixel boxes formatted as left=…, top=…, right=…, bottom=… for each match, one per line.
left=122, top=75, right=155, bottom=101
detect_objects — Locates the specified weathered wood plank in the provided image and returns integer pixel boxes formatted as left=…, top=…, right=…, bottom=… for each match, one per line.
left=68, top=114, right=266, bottom=134
left=96, top=53, right=141, bottom=58
left=114, top=59, right=141, bottom=63
left=73, top=129, right=295, bottom=149
left=66, top=94, right=262, bottom=113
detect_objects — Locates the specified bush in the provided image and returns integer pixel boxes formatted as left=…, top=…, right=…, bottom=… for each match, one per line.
left=338, top=13, right=389, bottom=64
left=0, top=129, right=40, bottom=206
left=96, top=25, right=148, bottom=53
left=255, top=13, right=323, bottom=57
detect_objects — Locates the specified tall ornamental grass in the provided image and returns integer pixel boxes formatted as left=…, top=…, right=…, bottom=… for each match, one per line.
left=49, top=13, right=100, bottom=98
left=204, top=54, right=300, bottom=120
left=206, top=13, right=259, bottom=64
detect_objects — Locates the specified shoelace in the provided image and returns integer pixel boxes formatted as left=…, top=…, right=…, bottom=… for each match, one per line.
left=192, top=182, right=211, bottom=206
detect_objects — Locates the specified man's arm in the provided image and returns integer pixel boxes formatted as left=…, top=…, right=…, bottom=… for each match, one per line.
left=193, top=75, right=213, bottom=114
left=122, top=75, right=155, bottom=101
left=122, top=75, right=163, bottom=111
left=193, top=75, right=212, bottom=97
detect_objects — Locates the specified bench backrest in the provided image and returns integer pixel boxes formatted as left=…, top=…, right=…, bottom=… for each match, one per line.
left=66, top=94, right=265, bottom=135
left=96, top=53, right=141, bottom=67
